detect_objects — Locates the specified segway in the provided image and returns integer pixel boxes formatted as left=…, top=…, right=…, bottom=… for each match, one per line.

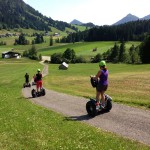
left=32, top=81, right=36, bottom=86
left=31, top=88, right=46, bottom=98
left=86, top=76, right=112, bottom=117
left=23, top=82, right=31, bottom=88
left=86, top=94, right=112, bottom=117
left=32, top=76, right=37, bottom=86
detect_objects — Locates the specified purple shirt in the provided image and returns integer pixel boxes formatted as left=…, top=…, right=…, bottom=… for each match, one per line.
left=99, top=69, right=108, bottom=85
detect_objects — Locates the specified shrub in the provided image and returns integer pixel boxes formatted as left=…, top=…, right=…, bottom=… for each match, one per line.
left=75, top=56, right=87, bottom=63
left=91, top=53, right=102, bottom=63
left=63, top=48, right=76, bottom=63
left=51, top=53, right=63, bottom=64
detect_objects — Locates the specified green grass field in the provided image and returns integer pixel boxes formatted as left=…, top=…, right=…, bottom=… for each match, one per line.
left=44, top=63, right=150, bottom=109
left=0, top=35, right=141, bottom=59
left=37, top=41, right=140, bottom=59
left=0, top=59, right=149, bottom=149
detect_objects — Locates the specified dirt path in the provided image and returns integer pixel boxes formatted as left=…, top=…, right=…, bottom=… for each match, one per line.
left=22, top=63, right=150, bottom=146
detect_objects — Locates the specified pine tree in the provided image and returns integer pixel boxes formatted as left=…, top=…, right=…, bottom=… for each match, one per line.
left=50, top=36, right=53, bottom=46
left=119, top=41, right=126, bottom=62
left=110, top=43, right=119, bottom=63
left=140, top=35, right=150, bottom=63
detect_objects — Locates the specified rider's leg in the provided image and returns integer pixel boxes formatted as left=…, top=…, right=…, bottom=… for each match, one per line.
left=96, top=90, right=101, bottom=104
left=36, top=81, right=39, bottom=92
left=100, top=91, right=105, bottom=106
left=40, top=81, right=42, bottom=91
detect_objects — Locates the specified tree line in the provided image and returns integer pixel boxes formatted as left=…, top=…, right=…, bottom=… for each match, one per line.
left=51, top=36, right=150, bottom=64
left=61, top=20, right=150, bottom=43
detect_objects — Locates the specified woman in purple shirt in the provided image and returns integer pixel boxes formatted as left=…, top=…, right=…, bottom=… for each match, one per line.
left=94, top=60, right=108, bottom=108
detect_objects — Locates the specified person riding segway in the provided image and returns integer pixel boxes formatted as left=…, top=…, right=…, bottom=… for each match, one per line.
left=86, top=60, right=112, bottom=117
left=31, top=69, right=46, bottom=97
left=23, top=73, right=31, bottom=88
left=36, top=69, right=42, bottom=93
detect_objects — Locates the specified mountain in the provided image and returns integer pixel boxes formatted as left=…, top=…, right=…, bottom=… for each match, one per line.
left=113, top=13, right=139, bottom=25
left=141, top=14, right=150, bottom=20
left=82, top=22, right=95, bottom=28
left=70, top=19, right=83, bottom=25
left=113, top=13, right=150, bottom=25
left=0, top=0, right=77, bottom=32
left=70, top=19, right=95, bottom=27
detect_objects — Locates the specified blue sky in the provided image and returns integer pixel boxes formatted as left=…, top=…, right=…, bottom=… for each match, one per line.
left=23, top=0, right=150, bottom=25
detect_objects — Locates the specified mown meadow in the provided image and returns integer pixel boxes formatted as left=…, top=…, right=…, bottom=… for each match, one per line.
left=0, top=58, right=150, bottom=149
left=44, top=63, right=150, bottom=109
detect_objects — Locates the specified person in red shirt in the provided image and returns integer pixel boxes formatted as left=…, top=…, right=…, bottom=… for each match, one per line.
left=35, top=69, right=42, bottom=92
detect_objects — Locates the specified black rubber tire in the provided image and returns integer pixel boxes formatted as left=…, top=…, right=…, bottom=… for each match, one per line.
left=31, top=89, right=36, bottom=98
left=105, top=100, right=112, bottom=112
left=23, top=83, right=26, bottom=88
left=41, top=88, right=46, bottom=96
left=29, top=83, right=31, bottom=87
left=86, top=101, right=97, bottom=117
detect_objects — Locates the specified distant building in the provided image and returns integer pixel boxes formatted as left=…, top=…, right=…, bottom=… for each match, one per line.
left=53, top=33, right=60, bottom=37
left=42, top=56, right=51, bottom=62
left=2, top=51, right=21, bottom=59
left=59, top=62, right=69, bottom=70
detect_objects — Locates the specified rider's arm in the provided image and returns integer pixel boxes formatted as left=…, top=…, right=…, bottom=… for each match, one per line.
left=95, top=70, right=101, bottom=80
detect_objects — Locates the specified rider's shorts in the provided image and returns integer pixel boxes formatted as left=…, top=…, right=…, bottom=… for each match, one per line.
left=36, top=80, right=42, bottom=89
left=96, top=84, right=108, bottom=92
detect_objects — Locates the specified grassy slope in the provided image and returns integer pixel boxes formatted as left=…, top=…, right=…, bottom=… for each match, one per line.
left=44, top=63, right=150, bottom=109
left=38, top=41, right=140, bottom=59
left=0, top=59, right=149, bottom=149
left=38, top=41, right=116, bottom=56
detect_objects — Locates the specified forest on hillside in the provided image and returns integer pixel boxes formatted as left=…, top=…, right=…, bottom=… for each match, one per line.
left=61, top=20, right=150, bottom=43
left=0, top=0, right=77, bottom=31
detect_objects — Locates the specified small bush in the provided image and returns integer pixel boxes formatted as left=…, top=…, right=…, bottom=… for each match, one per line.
left=75, top=56, right=87, bottom=63
left=51, top=53, right=63, bottom=64
left=91, top=53, right=102, bottom=63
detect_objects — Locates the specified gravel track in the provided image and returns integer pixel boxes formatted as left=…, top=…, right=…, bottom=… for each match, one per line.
left=22, top=63, right=150, bottom=146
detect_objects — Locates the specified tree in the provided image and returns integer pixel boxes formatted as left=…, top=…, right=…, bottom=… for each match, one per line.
left=34, top=33, right=44, bottom=44
left=140, top=35, right=150, bottom=63
left=28, top=45, right=38, bottom=60
left=51, top=53, right=63, bottom=64
left=109, top=43, right=119, bottom=63
left=14, top=33, right=29, bottom=45
left=39, top=54, right=42, bottom=61
left=50, top=36, right=53, bottom=46
left=63, top=48, right=76, bottom=63
left=119, top=41, right=127, bottom=62
left=91, top=53, right=102, bottom=63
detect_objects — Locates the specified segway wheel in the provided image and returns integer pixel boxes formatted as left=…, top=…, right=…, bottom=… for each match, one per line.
left=105, top=100, right=112, bottom=112
left=31, top=89, right=36, bottom=98
left=41, top=88, right=46, bottom=96
left=86, top=101, right=97, bottom=117
left=29, top=83, right=31, bottom=87
left=23, top=83, right=26, bottom=88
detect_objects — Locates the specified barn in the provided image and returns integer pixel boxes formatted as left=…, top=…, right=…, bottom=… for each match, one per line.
left=2, top=51, right=21, bottom=59
left=59, top=62, right=69, bottom=70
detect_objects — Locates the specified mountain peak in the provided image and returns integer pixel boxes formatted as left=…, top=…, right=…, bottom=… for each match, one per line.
left=113, top=13, right=139, bottom=25
left=70, top=19, right=83, bottom=25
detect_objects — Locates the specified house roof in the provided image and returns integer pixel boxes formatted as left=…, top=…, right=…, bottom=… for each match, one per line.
left=2, top=51, right=21, bottom=55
